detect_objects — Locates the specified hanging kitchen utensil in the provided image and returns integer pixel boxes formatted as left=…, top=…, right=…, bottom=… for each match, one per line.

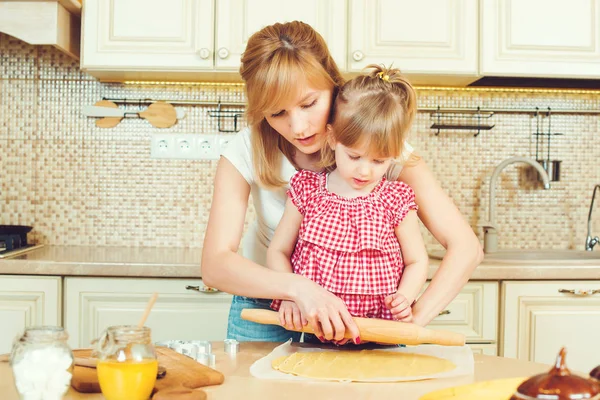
left=535, top=108, right=562, bottom=182
left=138, top=101, right=178, bottom=128
left=83, top=101, right=180, bottom=128
left=93, top=100, right=123, bottom=128
left=83, top=105, right=186, bottom=120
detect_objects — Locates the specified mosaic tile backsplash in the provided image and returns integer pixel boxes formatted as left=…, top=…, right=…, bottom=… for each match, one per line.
left=1, top=33, right=599, bottom=251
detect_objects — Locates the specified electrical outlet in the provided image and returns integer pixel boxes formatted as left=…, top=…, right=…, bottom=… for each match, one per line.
left=150, top=133, right=230, bottom=160
left=150, top=134, right=175, bottom=158
left=197, top=135, right=220, bottom=160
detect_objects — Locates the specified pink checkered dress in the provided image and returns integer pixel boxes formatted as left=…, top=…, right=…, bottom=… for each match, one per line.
left=271, top=170, right=418, bottom=320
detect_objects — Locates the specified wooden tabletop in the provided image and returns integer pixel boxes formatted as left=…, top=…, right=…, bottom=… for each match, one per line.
left=0, top=342, right=551, bottom=400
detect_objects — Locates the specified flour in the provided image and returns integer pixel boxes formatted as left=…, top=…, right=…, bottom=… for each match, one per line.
left=11, top=345, right=73, bottom=400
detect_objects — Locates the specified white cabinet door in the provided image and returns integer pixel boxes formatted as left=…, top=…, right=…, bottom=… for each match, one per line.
left=82, top=0, right=214, bottom=70
left=420, top=281, right=499, bottom=342
left=0, top=276, right=61, bottom=354
left=215, top=0, right=347, bottom=70
left=64, top=277, right=232, bottom=349
left=502, top=281, right=600, bottom=373
left=481, top=0, right=600, bottom=78
left=348, top=0, right=478, bottom=83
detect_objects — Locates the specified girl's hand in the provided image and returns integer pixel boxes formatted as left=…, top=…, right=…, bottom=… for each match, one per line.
left=385, top=292, right=413, bottom=322
left=278, top=300, right=307, bottom=331
left=293, top=279, right=361, bottom=344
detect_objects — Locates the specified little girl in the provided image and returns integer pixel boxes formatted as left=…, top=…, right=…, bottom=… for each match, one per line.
left=268, top=65, right=429, bottom=340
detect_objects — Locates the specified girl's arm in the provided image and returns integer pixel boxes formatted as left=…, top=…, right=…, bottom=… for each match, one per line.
left=394, top=210, right=429, bottom=305
left=201, top=158, right=360, bottom=342
left=267, top=199, right=302, bottom=273
left=398, top=157, right=484, bottom=326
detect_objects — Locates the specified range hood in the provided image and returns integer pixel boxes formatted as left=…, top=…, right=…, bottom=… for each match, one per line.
left=0, top=0, right=81, bottom=59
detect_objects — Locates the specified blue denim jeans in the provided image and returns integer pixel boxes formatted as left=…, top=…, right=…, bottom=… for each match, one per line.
left=226, top=295, right=302, bottom=342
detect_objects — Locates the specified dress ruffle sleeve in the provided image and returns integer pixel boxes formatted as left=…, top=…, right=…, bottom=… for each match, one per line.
left=287, top=170, right=322, bottom=215
left=383, top=181, right=419, bottom=227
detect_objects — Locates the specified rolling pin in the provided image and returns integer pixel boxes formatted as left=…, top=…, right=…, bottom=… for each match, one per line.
left=241, top=309, right=465, bottom=346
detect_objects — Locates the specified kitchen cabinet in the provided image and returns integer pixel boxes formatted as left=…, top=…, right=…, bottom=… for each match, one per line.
left=481, top=0, right=600, bottom=79
left=0, top=276, right=61, bottom=354
left=501, top=281, right=600, bottom=373
left=421, top=281, right=498, bottom=343
left=215, top=0, right=346, bottom=70
left=81, top=0, right=346, bottom=79
left=347, top=0, right=479, bottom=85
left=81, top=0, right=215, bottom=73
left=64, top=277, right=233, bottom=348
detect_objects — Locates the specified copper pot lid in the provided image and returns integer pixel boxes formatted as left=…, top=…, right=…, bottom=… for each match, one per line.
left=511, top=348, right=600, bottom=399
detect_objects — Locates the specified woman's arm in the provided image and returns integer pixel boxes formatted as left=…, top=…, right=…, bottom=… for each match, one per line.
left=266, top=199, right=302, bottom=273
left=394, top=210, right=429, bottom=305
left=201, top=158, right=360, bottom=342
left=398, top=157, right=484, bottom=326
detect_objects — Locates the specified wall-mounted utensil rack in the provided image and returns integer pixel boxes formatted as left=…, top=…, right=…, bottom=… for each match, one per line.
left=100, top=97, right=245, bottom=132
left=429, top=107, right=495, bottom=137
left=96, top=98, right=600, bottom=134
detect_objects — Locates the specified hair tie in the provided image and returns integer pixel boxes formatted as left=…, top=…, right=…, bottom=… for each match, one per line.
left=377, top=71, right=390, bottom=82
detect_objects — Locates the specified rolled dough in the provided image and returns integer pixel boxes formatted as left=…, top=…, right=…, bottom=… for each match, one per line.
left=272, top=350, right=456, bottom=381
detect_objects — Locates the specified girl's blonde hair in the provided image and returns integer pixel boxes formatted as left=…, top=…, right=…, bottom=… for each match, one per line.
left=240, top=21, right=345, bottom=189
left=320, top=65, right=417, bottom=171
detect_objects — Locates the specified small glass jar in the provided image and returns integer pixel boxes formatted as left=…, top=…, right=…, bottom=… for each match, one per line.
left=10, top=326, right=74, bottom=400
left=94, top=325, right=158, bottom=400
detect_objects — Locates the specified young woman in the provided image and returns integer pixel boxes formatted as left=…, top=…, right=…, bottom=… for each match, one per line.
left=201, top=21, right=483, bottom=343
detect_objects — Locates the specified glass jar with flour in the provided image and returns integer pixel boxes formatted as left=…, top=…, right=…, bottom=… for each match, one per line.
left=10, top=326, right=74, bottom=400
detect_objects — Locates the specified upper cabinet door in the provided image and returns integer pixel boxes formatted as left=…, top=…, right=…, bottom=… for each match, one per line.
left=481, top=0, right=600, bottom=78
left=82, top=0, right=214, bottom=70
left=348, top=0, right=478, bottom=79
left=215, top=0, right=347, bottom=71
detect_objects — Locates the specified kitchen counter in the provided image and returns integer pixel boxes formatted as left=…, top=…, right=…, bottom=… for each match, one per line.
left=1, top=245, right=600, bottom=280
left=0, top=342, right=551, bottom=400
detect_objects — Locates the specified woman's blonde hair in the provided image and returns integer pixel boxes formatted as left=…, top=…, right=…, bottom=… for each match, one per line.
left=240, top=21, right=345, bottom=189
left=320, top=65, right=417, bottom=171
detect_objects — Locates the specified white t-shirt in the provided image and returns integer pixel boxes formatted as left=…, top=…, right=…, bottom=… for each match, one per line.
left=220, top=127, right=413, bottom=267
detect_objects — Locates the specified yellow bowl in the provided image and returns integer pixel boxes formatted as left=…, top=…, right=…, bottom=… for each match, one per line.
left=420, top=377, right=527, bottom=400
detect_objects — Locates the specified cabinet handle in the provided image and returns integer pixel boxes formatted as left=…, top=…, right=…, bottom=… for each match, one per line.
left=558, top=288, right=600, bottom=296
left=197, top=48, right=211, bottom=60
left=186, top=285, right=220, bottom=294
left=352, top=50, right=364, bottom=61
left=437, top=310, right=451, bottom=317
left=217, top=47, right=230, bottom=59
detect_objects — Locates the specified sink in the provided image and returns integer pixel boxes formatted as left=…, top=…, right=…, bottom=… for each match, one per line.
left=429, top=249, right=600, bottom=264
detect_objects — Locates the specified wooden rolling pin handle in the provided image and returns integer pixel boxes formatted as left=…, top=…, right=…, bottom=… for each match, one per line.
left=240, top=309, right=465, bottom=347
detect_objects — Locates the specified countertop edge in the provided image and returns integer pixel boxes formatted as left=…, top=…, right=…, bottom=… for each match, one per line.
left=1, top=246, right=600, bottom=280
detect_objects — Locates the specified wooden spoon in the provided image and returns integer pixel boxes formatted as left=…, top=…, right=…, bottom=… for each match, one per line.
left=139, top=292, right=159, bottom=328
left=94, top=100, right=123, bottom=128
left=138, top=102, right=178, bottom=128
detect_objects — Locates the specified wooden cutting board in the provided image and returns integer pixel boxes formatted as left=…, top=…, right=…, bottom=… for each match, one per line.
left=71, top=347, right=224, bottom=398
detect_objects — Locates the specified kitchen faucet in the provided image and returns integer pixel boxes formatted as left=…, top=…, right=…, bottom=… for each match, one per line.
left=482, top=157, right=550, bottom=253
left=586, top=185, right=600, bottom=251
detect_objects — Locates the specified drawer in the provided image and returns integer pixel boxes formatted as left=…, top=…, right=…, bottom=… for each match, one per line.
left=469, top=343, right=498, bottom=356
left=419, top=281, right=498, bottom=342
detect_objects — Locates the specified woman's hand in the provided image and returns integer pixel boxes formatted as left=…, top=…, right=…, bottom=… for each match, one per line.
left=292, top=279, right=361, bottom=344
left=278, top=300, right=307, bottom=331
left=385, top=292, right=413, bottom=322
